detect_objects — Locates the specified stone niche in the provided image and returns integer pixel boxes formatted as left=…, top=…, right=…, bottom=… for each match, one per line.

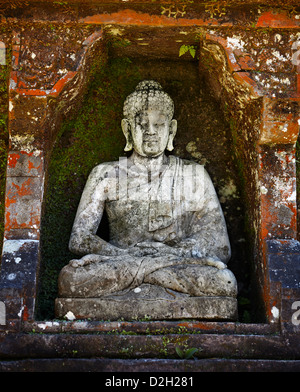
left=0, top=0, right=300, bottom=371
left=44, top=34, right=249, bottom=322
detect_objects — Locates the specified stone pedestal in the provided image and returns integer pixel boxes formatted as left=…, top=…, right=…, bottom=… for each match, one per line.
left=55, top=284, right=238, bottom=321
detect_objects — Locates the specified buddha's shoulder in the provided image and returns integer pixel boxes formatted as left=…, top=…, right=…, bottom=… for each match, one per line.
left=169, top=155, right=206, bottom=169
left=169, top=156, right=212, bottom=182
left=88, top=160, right=120, bottom=179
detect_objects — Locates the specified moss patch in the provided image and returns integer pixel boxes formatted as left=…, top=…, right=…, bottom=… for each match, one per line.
left=36, top=56, right=141, bottom=319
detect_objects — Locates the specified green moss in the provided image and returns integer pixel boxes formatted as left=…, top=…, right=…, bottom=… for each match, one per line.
left=36, top=56, right=141, bottom=320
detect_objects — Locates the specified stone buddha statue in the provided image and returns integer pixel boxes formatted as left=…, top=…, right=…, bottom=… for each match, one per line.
left=56, top=80, right=238, bottom=320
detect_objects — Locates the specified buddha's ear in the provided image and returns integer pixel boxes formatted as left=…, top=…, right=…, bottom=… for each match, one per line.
left=166, top=119, right=177, bottom=151
left=121, top=119, right=133, bottom=152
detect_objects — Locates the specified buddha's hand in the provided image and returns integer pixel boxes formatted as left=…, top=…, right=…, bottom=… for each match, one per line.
left=69, top=254, right=108, bottom=268
left=190, top=247, right=226, bottom=269
left=128, top=242, right=182, bottom=257
left=202, top=257, right=226, bottom=270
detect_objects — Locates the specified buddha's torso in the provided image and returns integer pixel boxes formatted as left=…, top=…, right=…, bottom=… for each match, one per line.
left=97, top=155, right=202, bottom=248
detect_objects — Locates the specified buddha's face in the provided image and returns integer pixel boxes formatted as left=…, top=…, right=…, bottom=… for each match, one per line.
left=133, top=109, right=170, bottom=157
left=122, top=108, right=177, bottom=158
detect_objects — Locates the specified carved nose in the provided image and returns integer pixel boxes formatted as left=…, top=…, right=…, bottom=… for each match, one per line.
left=148, top=124, right=156, bottom=135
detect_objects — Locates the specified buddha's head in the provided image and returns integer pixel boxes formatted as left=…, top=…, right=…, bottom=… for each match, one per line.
left=122, top=80, right=177, bottom=158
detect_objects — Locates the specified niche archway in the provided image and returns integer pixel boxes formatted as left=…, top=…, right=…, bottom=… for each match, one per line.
left=2, top=26, right=299, bottom=324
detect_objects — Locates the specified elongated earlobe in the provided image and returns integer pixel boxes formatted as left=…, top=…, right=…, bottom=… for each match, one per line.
left=166, top=138, right=174, bottom=152
left=121, top=119, right=133, bottom=152
left=166, top=119, right=177, bottom=151
left=124, top=140, right=133, bottom=152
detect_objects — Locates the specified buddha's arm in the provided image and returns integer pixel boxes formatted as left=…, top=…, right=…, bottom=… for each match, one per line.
left=174, top=169, right=231, bottom=263
left=69, top=165, right=126, bottom=257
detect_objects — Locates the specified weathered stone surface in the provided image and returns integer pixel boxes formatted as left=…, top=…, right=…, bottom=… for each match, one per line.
left=0, top=329, right=299, bottom=361
left=55, top=284, right=238, bottom=321
left=266, top=239, right=300, bottom=327
left=5, top=177, right=43, bottom=233
left=1, top=358, right=300, bottom=372
left=0, top=239, right=40, bottom=323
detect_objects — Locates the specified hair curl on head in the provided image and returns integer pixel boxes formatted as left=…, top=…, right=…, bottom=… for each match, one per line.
left=123, top=80, right=174, bottom=122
